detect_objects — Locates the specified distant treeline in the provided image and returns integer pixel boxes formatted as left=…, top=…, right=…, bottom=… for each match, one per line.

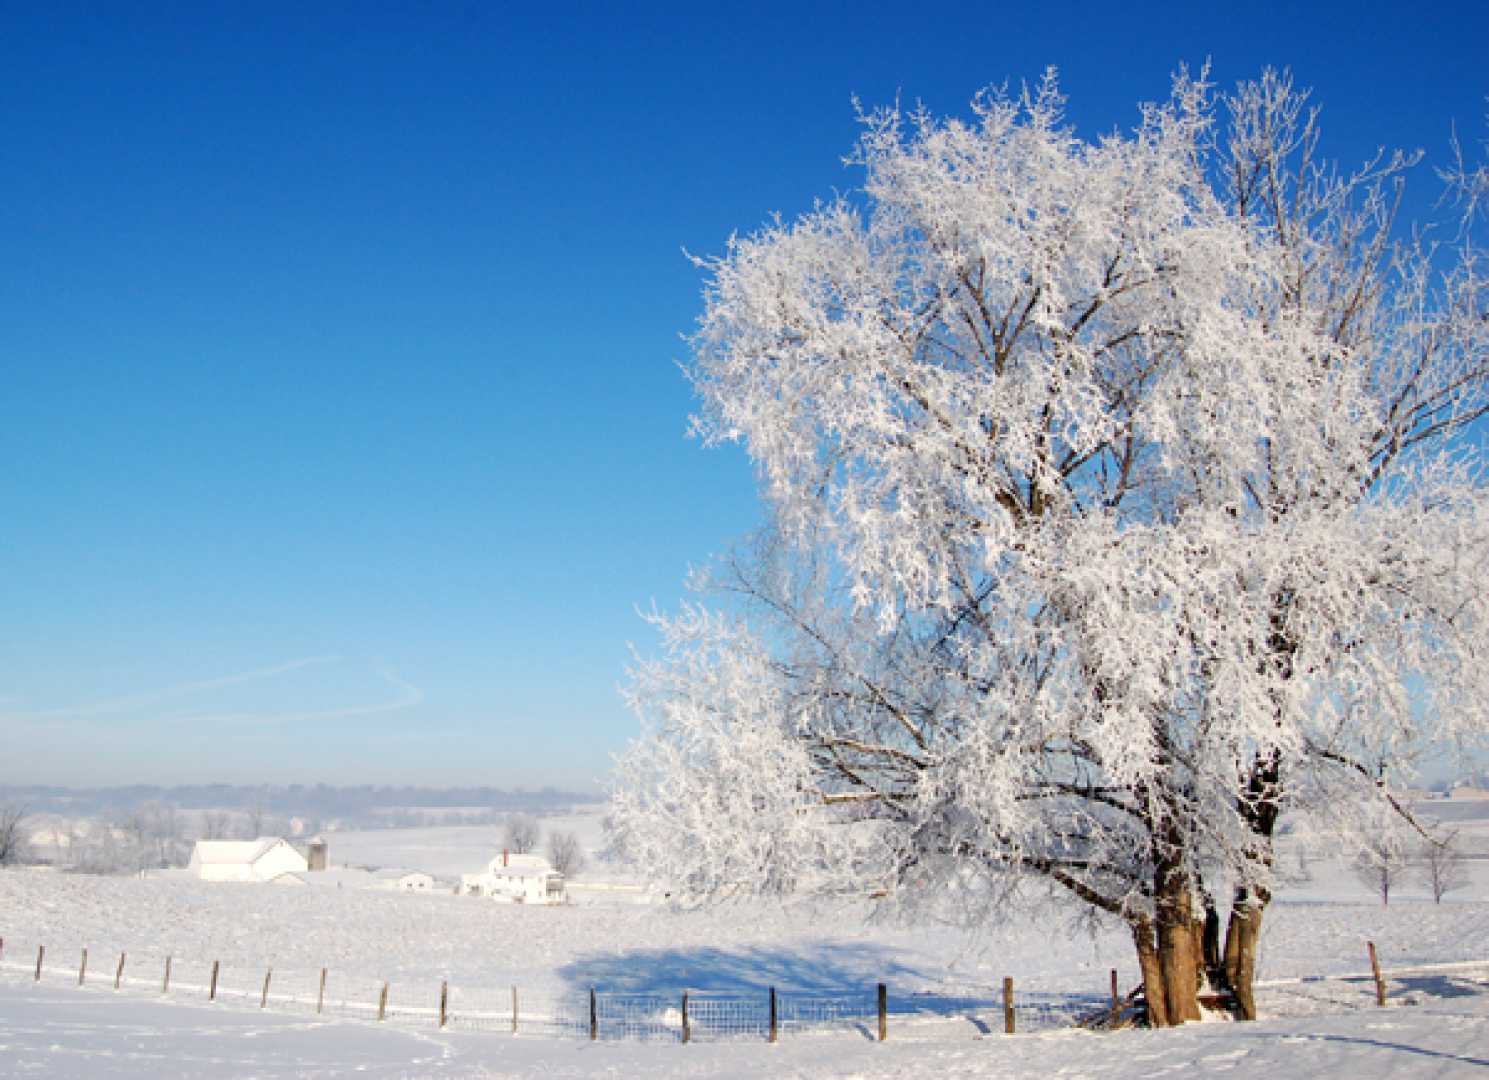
left=0, top=783, right=601, bottom=823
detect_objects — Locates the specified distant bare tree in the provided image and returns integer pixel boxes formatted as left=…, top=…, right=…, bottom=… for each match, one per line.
left=47, top=821, right=77, bottom=866
left=546, top=830, right=586, bottom=877
left=1419, top=830, right=1470, bottom=904
left=1353, top=836, right=1410, bottom=906
left=124, top=801, right=185, bottom=870
left=246, top=792, right=268, bottom=838
left=502, top=814, right=541, bottom=855
left=0, top=804, right=31, bottom=865
left=201, top=810, right=231, bottom=840
left=73, top=822, right=131, bottom=875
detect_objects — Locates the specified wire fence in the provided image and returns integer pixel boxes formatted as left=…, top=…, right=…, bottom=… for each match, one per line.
left=1, top=933, right=1484, bottom=1044
left=1254, top=958, right=1489, bottom=1015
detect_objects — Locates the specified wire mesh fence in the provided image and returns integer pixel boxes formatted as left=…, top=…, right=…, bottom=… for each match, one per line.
left=3, top=933, right=1483, bottom=1044
left=0, top=933, right=1109, bottom=1044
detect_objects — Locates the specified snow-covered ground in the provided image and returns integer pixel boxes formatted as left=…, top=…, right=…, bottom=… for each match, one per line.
left=2, top=978, right=1486, bottom=1079
left=0, top=811, right=1486, bottom=1077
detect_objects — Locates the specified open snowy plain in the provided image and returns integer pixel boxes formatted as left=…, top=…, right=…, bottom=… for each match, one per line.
left=1, top=812, right=1487, bottom=1078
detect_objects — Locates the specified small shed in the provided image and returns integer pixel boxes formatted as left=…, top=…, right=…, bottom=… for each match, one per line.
left=187, top=838, right=309, bottom=883
left=374, top=868, right=437, bottom=892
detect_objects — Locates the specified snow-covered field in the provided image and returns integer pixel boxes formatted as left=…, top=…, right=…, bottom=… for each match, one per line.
left=1, top=812, right=1487, bottom=1077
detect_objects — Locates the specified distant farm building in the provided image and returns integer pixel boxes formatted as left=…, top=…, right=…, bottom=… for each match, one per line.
left=460, top=852, right=565, bottom=904
left=187, top=838, right=309, bottom=883
left=374, top=869, right=437, bottom=892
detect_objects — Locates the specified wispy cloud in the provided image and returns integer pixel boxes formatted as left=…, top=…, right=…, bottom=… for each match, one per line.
left=177, top=669, right=425, bottom=727
left=7, top=656, right=341, bottom=721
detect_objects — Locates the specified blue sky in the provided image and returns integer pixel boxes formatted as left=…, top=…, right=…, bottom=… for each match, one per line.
left=2, top=3, right=1486, bottom=791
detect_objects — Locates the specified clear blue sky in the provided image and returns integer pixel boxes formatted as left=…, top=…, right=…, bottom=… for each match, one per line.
left=2, top=3, right=1485, bottom=791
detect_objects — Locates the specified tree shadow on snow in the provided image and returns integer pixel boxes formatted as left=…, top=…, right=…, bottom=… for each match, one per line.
left=1391, top=973, right=1487, bottom=1001
left=556, top=940, right=1001, bottom=1016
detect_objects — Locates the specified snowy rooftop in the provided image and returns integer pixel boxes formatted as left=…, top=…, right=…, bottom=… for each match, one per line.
left=487, top=853, right=555, bottom=875
left=190, top=838, right=292, bottom=865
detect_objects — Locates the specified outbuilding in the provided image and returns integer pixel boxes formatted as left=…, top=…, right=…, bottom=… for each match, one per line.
left=375, top=868, right=437, bottom=892
left=187, top=838, right=309, bottom=883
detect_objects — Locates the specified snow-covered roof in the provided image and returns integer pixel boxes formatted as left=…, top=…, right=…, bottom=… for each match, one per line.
left=191, top=838, right=293, bottom=865
left=372, top=868, right=432, bottom=882
left=487, top=853, right=556, bottom=876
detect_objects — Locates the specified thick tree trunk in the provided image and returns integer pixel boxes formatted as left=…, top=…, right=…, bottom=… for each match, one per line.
left=1222, top=888, right=1268, bottom=1021
left=1131, top=918, right=1169, bottom=1028
left=1156, top=914, right=1203, bottom=1023
left=1129, top=859, right=1206, bottom=1027
left=1153, top=856, right=1202, bottom=1024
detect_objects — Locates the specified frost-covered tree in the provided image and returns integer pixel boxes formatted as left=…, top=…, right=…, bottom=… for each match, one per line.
left=200, top=809, right=231, bottom=840
left=546, top=829, right=587, bottom=877
left=1418, top=829, right=1469, bottom=904
left=1351, top=833, right=1409, bottom=906
left=502, top=813, right=541, bottom=855
left=0, top=804, right=31, bottom=866
left=611, top=68, right=1489, bottom=1026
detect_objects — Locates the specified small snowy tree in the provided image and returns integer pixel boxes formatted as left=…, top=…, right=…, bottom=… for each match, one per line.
left=1351, top=833, right=1409, bottom=905
left=613, top=68, right=1489, bottom=1026
left=1418, top=829, right=1469, bottom=903
left=0, top=804, right=30, bottom=866
left=502, top=813, right=541, bottom=855
left=546, top=829, right=587, bottom=877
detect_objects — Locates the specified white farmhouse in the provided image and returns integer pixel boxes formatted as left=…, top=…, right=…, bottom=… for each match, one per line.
left=374, top=868, right=437, bottom=892
left=460, top=852, right=565, bottom=904
left=187, top=838, right=309, bottom=883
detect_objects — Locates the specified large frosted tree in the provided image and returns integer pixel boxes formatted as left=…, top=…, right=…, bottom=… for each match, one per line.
left=611, top=70, right=1489, bottom=1025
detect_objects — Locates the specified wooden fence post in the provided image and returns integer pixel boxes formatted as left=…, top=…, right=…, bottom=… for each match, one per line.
left=877, top=982, right=887, bottom=1041
left=261, top=968, right=272, bottom=1009
left=511, top=985, right=518, bottom=1035
left=769, top=986, right=778, bottom=1044
left=589, top=987, right=598, bottom=1041
left=378, top=982, right=389, bottom=1022
left=209, top=960, right=220, bottom=1002
left=1110, top=969, right=1119, bottom=1016
left=439, top=980, right=448, bottom=1029
left=317, top=968, right=326, bottom=1014
left=1367, top=941, right=1387, bottom=1006
left=78, top=947, right=87, bottom=986
left=115, top=952, right=126, bottom=990
left=34, top=944, right=44, bottom=982
left=162, top=956, right=172, bottom=995
left=1003, top=976, right=1015, bottom=1034
left=681, top=990, right=690, bottom=1044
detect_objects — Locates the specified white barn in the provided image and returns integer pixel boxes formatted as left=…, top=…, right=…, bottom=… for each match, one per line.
left=187, top=838, right=308, bottom=883
left=460, top=852, right=565, bottom=904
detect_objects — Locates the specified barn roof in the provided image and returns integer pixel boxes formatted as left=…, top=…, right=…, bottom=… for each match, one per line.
left=191, top=838, right=291, bottom=865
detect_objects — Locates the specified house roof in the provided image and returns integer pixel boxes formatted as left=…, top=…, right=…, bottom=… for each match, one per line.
left=191, top=838, right=293, bottom=865
left=487, top=853, right=557, bottom=876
